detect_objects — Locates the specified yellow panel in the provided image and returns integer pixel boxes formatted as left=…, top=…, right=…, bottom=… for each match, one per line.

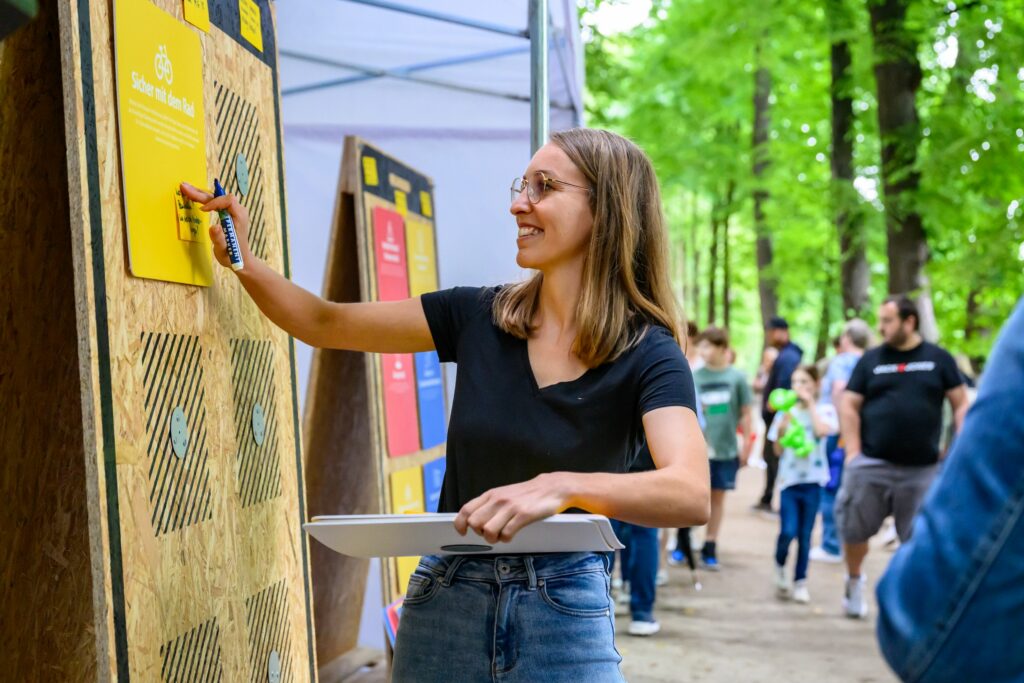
left=394, top=190, right=407, bottom=217
left=362, top=156, right=379, bottom=186
left=406, top=217, right=438, bottom=297
left=395, top=556, right=420, bottom=596
left=389, top=465, right=425, bottom=515
left=389, top=466, right=425, bottom=594
left=115, top=0, right=211, bottom=286
left=182, top=0, right=209, bottom=32
left=239, top=0, right=263, bottom=51
left=419, top=191, right=433, bottom=218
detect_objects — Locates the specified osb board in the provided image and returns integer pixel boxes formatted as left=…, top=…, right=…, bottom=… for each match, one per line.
left=302, top=189, right=377, bottom=663
left=0, top=1, right=96, bottom=680
left=339, top=137, right=447, bottom=603
left=56, top=0, right=315, bottom=680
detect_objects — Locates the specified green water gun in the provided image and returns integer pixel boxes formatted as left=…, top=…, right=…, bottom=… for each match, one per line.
left=768, top=388, right=814, bottom=458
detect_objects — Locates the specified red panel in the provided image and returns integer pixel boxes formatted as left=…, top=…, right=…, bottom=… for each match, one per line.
left=381, top=353, right=420, bottom=456
left=373, top=206, right=409, bottom=301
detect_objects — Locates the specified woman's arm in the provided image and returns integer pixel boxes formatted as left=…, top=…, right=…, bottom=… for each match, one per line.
left=180, top=183, right=434, bottom=352
left=454, top=406, right=710, bottom=542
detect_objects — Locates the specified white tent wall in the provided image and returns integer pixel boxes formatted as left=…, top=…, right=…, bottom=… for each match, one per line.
left=278, top=0, right=584, bottom=653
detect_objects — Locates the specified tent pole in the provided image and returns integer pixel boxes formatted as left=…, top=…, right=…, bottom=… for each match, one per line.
left=529, top=0, right=550, bottom=154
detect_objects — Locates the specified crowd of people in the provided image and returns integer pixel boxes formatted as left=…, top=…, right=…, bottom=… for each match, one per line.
left=611, top=295, right=973, bottom=632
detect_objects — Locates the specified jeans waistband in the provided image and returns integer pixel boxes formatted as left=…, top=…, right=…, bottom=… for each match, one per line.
left=416, top=552, right=609, bottom=589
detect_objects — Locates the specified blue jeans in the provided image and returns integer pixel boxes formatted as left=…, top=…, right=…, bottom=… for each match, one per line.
left=609, top=521, right=658, bottom=622
left=392, top=553, right=624, bottom=682
left=819, top=487, right=840, bottom=556
left=876, top=298, right=1024, bottom=682
left=776, top=483, right=822, bottom=581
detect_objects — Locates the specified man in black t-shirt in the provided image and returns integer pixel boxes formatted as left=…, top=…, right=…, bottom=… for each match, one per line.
left=835, top=295, right=968, bottom=618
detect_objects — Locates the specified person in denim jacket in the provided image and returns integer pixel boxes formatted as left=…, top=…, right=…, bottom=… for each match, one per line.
left=876, top=298, right=1024, bottom=683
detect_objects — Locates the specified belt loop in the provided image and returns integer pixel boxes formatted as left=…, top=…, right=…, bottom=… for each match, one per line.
left=441, top=556, right=466, bottom=587
left=525, top=556, right=538, bottom=590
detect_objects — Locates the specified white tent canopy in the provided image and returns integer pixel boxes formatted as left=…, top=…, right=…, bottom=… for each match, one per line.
left=277, top=0, right=585, bottom=650
left=279, top=0, right=584, bottom=408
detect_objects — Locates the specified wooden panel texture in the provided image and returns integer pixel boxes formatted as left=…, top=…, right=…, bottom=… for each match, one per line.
left=52, top=0, right=316, bottom=679
left=0, top=1, right=96, bottom=679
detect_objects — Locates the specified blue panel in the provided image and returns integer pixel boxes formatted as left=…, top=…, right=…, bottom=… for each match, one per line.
left=414, top=351, right=447, bottom=450
left=422, top=457, right=446, bottom=514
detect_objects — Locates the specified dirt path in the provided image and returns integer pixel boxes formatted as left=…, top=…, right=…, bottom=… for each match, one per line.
left=616, top=465, right=898, bottom=683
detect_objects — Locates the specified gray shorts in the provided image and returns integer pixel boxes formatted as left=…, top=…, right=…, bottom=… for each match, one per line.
left=835, top=455, right=938, bottom=545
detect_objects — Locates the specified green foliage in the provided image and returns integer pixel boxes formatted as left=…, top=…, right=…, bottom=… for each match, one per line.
left=582, top=0, right=1021, bottom=368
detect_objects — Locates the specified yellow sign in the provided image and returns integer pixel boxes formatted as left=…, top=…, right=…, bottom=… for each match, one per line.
left=239, top=0, right=263, bottom=52
left=115, top=0, right=211, bottom=286
left=406, top=218, right=439, bottom=297
left=419, top=191, right=433, bottom=218
left=362, top=156, right=379, bottom=186
left=182, top=0, right=209, bottom=32
left=394, top=190, right=408, bottom=217
left=390, top=466, right=425, bottom=593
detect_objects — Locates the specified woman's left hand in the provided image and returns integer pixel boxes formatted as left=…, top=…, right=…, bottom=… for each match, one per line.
left=454, top=473, right=571, bottom=543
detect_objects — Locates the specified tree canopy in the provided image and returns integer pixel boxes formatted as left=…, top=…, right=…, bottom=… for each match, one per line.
left=581, top=0, right=1024, bottom=371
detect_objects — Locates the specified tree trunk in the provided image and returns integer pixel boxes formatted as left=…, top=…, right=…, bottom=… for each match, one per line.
left=964, top=287, right=979, bottom=341
left=707, top=204, right=719, bottom=326
left=723, top=215, right=731, bottom=330
left=828, top=0, right=869, bottom=318
left=868, top=0, right=938, bottom=340
left=752, top=40, right=777, bottom=330
left=678, top=236, right=687, bottom=315
left=816, top=270, right=835, bottom=360
left=690, top=194, right=701, bottom=326
left=722, top=180, right=735, bottom=329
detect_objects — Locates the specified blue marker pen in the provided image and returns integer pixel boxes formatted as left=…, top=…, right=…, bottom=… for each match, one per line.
left=213, top=178, right=244, bottom=271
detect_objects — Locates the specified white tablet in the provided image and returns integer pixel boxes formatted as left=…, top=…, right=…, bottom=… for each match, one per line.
left=303, top=513, right=624, bottom=557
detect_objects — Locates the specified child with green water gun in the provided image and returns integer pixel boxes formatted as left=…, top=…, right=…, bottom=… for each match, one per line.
left=767, top=365, right=838, bottom=604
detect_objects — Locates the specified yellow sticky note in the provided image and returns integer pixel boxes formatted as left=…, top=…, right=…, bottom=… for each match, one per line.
left=239, top=0, right=263, bottom=52
left=182, top=0, right=209, bottom=32
left=362, top=156, right=379, bottom=186
left=419, top=191, right=433, bottom=218
left=175, top=189, right=206, bottom=242
left=389, top=465, right=425, bottom=594
left=394, top=190, right=408, bottom=217
left=406, top=218, right=438, bottom=297
left=114, top=0, right=211, bottom=285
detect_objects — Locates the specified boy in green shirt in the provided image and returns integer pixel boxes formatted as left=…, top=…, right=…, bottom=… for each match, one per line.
left=693, top=327, right=754, bottom=569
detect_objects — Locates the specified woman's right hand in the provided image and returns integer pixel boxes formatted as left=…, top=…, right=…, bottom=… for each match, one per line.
left=180, top=182, right=253, bottom=270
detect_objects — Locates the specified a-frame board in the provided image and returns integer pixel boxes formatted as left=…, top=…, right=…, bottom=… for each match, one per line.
left=307, top=137, right=448, bottom=625
left=37, top=0, right=315, bottom=679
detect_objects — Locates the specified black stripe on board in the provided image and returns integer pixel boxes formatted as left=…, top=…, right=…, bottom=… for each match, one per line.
left=212, top=82, right=267, bottom=260
left=160, top=616, right=224, bottom=683
left=77, top=0, right=129, bottom=675
left=230, top=339, right=282, bottom=507
left=244, top=580, right=291, bottom=683
left=139, top=332, right=213, bottom=535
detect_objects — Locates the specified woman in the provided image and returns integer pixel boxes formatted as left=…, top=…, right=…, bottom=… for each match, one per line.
left=182, top=128, right=709, bottom=681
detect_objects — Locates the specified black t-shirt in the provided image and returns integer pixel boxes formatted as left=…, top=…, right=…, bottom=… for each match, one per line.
left=421, top=286, right=697, bottom=512
left=846, top=341, right=963, bottom=466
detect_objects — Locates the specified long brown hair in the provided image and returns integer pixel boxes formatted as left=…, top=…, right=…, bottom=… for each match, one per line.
left=493, top=128, right=682, bottom=367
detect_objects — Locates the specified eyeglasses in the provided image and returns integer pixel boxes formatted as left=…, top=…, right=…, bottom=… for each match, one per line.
left=510, top=171, right=592, bottom=204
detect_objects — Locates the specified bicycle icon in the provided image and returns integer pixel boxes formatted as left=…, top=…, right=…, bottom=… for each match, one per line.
left=155, top=45, right=173, bottom=85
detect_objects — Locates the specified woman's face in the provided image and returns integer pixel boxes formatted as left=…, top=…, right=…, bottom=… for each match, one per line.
left=510, top=143, right=594, bottom=272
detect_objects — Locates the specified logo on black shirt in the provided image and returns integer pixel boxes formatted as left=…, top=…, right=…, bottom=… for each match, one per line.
left=873, top=361, right=936, bottom=375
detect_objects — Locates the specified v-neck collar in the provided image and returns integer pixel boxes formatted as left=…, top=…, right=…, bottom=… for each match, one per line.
left=519, top=337, right=595, bottom=394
